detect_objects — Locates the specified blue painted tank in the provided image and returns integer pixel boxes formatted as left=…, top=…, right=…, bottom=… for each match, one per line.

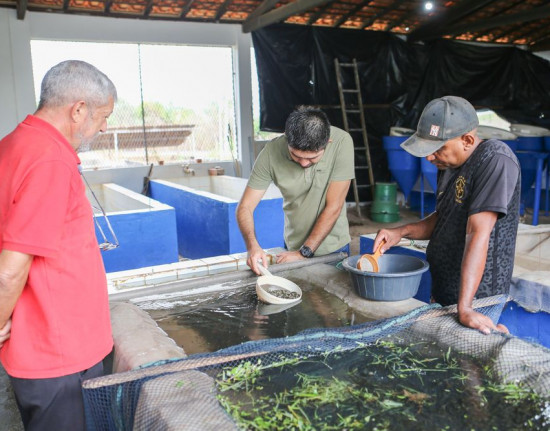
left=499, top=301, right=550, bottom=349
left=149, top=176, right=285, bottom=259
left=498, top=278, right=550, bottom=349
left=383, top=136, right=420, bottom=201
left=87, top=183, right=179, bottom=273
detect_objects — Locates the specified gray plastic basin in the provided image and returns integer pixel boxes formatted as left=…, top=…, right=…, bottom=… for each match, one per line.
left=342, top=254, right=430, bottom=301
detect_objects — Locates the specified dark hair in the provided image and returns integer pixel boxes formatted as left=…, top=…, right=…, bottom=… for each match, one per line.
left=285, top=107, right=331, bottom=151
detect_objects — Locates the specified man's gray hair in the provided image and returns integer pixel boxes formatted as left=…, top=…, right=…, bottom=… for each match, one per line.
left=38, top=60, right=117, bottom=110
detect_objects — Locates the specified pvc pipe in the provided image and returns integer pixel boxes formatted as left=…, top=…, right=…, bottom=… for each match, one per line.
left=109, top=252, right=348, bottom=302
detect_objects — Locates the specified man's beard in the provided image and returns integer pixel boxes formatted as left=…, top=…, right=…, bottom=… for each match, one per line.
left=76, top=132, right=99, bottom=153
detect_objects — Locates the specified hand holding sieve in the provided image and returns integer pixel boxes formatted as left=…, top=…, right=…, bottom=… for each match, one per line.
left=357, top=239, right=385, bottom=272
left=255, top=264, right=302, bottom=305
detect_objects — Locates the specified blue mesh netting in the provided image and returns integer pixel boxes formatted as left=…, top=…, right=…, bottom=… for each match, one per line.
left=82, top=296, right=550, bottom=430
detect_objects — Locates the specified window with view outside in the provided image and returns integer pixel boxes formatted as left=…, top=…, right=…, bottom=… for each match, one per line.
left=31, top=41, right=238, bottom=169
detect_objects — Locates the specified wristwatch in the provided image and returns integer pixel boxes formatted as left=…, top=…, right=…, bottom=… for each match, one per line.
left=299, top=245, right=314, bottom=258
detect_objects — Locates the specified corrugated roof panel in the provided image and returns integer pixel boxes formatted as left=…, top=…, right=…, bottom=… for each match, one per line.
left=28, top=0, right=64, bottom=9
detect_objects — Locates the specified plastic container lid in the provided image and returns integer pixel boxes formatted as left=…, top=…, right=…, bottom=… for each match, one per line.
left=389, top=126, right=416, bottom=137
left=510, top=124, right=550, bottom=137
left=477, top=125, right=517, bottom=141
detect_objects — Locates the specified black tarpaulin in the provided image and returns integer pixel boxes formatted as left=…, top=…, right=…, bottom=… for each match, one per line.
left=252, top=24, right=550, bottom=187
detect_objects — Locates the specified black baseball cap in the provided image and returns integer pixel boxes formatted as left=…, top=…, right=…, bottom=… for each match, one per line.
left=401, top=96, right=479, bottom=157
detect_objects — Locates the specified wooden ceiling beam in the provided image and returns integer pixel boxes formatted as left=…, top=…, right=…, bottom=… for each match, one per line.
left=242, top=0, right=334, bottom=33
left=360, top=0, right=406, bottom=30
left=16, top=0, right=28, bottom=19
left=385, top=7, right=414, bottom=32
left=307, top=2, right=332, bottom=25
left=408, top=0, right=498, bottom=42
left=489, top=25, right=522, bottom=42
left=530, top=33, right=550, bottom=51
left=518, top=23, right=550, bottom=45
left=333, top=0, right=371, bottom=28
left=494, top=23, right=537, bottom=43
left=439, top=5, right=550, bottom=40
left=181, top=0, right=196, bottom=18
left=474, top=0, right=524, bottom=39
left=215, top=0, right=233, bottom=21
left=143, top=0, right=155, bottom=16
left=243, top=0, right=283, bottom=30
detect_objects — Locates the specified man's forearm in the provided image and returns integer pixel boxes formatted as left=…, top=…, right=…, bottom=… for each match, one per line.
left=0, top=253, right=31, bottom=329
left=303, top=180, right=350, bottom=252
left=457, top=212, right=497, bottom=312
left=455, top=212, right=500, bottom=334
left=457, top=231, right=488, bottom=312
left=397, top=212, right=438, bottom=240
left=236, top=205, right=260, bottom=250
left=0, top=281, right=23, bottom=329
left=303, top=204, right=341, bottom=251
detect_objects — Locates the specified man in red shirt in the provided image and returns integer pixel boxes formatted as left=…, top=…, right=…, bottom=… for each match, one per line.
left=0, top=60, right=116, bottom=430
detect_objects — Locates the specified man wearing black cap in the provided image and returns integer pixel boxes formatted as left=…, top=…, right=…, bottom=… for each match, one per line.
left=373, top=96, right=520, bottom=334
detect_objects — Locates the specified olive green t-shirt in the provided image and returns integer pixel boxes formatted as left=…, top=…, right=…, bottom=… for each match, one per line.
left=247, top=126, right=355, bottom=255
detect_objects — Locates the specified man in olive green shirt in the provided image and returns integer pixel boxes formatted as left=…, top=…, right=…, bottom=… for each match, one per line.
left=236, top=107, right=355, bottom=275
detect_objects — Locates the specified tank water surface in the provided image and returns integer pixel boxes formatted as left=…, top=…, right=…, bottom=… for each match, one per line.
left=136, top=277, right=372, bottom=355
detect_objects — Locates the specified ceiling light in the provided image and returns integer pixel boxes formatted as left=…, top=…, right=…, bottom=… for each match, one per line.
left=424, top=2, right=433, bottom=11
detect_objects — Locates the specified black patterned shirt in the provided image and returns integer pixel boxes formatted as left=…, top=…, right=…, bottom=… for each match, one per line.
left=426, top=139, right=520, bottom=306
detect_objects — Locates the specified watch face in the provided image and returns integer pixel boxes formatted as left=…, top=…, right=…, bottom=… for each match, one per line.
left=300, top=245, right=313, bottom=258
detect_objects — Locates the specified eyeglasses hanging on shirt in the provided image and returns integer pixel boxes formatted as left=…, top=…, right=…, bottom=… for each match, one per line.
left=79, top=166, right=120, bottom=251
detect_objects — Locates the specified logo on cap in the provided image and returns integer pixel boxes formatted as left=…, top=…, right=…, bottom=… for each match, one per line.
left=429, top=125, right=440, bottom=137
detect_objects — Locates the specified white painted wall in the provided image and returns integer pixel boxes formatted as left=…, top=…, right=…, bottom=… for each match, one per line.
left=0, top=9, right=255, bottom=177
left=0, top=11, right=36, bottom=134
left=82, top=161, right=235, bottom=193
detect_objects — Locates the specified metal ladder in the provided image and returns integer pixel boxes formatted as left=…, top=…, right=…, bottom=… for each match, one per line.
left=334, top=58, right=375, bottom=218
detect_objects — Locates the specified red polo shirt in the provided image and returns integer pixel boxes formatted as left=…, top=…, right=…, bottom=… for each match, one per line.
left=0, top=115, right=112, bottom=378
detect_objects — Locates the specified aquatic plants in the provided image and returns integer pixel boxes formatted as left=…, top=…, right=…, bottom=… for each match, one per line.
left=215, top=339, right=548, bottom=430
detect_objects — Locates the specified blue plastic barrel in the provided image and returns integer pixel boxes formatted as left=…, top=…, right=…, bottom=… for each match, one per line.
left=502, top=139, right=519, bottom=152
left=515, top=151, right=538, bottom=215
left=516, top=136, right=543, bottom=152
left=420, top=158, right=438, bottom=192
left=544, top=136, right=550, bottom=152
left=383, top=136, right=420, bottom=201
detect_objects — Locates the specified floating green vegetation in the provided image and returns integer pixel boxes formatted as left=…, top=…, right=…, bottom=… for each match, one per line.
left=215, top=339, right=549, bottom=430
